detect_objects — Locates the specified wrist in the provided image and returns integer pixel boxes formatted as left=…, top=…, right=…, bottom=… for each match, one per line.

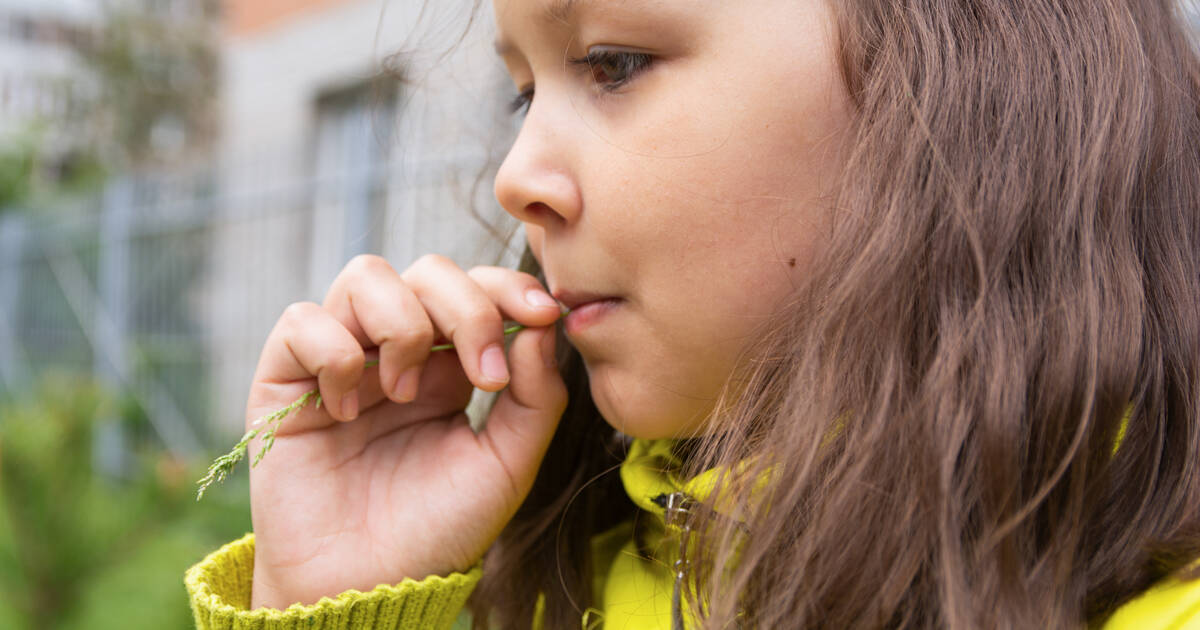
left=251, top=559, right=338, bottom=610
left=250, top=568, right=300, bottom=610
left=249, top=556, right=442, bottom=610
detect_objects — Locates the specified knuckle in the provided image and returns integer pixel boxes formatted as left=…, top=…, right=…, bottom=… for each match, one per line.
left=462, top=305, right=502, bottom=333
left=413, top=252, right=453, bottom=272
left=325, top=348, right=363, bottom=375
left=346, top=253, right=391, bottom=275
left=280, top=301, right=320, bottom=326
left=465, top=265, right=498, bottom=282
left=393, top=323, right=435, bottom=351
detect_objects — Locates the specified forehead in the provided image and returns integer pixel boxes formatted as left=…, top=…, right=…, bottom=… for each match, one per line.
left=493, top=0, right=642, bottom=52
left=496, top=0, right=611, bottom=24
left=542, top=0, right=584, bottom=23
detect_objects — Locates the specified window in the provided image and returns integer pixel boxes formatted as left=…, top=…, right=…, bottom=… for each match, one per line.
left=306, top=78, right=399, bottom=291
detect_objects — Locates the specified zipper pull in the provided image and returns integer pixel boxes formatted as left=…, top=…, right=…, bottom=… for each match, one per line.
left=652, top=491, right=752, bottom=534
left=653, top=491, right=698, bottom=529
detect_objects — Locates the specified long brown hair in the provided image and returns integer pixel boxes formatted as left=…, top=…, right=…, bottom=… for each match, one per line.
left=467, top=1, right=1200, bottom=627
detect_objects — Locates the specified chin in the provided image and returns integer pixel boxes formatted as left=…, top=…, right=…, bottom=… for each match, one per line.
left=586, top=363, right=713, bottom=440
left=593, top=396, right=702, bottom=441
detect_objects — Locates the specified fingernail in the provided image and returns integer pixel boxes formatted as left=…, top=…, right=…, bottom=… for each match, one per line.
left=393, top=367, right=420, bottom=402
left=525, top=289, right=559, bottom=309
left=341, top=391, right=359, bottom=420
left=481, top=344, right=509, bottom=384
left=541, top=328, right=557, bottom=368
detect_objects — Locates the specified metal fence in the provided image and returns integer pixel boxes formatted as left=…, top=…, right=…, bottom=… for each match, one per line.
left=0, top=150, right=519, bottom=476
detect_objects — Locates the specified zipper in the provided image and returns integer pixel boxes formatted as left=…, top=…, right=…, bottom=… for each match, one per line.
left=653, top=492, right=753, bottom=630
left=653, top=491, right=696, bottom=630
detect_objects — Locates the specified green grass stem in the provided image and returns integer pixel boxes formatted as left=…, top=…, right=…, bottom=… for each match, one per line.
left=196, top=322, right=533, bottom=500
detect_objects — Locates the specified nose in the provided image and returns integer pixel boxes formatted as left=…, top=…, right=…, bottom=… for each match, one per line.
left=494, top=106, right=581, bottom=229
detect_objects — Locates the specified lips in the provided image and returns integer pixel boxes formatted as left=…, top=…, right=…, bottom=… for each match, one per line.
left=552, top=289, right=619, bottom=311
left=548, top=287, right=623, bottom=336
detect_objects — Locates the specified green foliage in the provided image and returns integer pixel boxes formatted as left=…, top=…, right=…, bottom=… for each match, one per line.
left=51, top=151, right=108, bottom=198
left=0, top=140, right=35, bottom=211
left=0, top=372, right=251, bottom=629
left=0, top=128, right=107, bottom=213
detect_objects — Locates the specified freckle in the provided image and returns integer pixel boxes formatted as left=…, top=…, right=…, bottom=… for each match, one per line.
left=788, top=258, right=796, bottom=267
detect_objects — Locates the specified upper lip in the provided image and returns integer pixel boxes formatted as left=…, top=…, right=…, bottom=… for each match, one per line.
left=552, top=290, right=618, bottom=311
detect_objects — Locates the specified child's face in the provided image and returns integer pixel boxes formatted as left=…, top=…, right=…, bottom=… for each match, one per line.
left=493, top=0, right=853, bottom=439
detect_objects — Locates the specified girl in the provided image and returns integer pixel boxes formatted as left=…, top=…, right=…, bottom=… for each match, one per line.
left=186, top=0, right=1200, bottom=628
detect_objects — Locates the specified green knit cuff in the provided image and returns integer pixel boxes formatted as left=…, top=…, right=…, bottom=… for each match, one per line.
left=185, top=533, right=482, bottom=630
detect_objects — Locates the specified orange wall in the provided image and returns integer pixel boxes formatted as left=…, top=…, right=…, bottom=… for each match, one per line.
left=224, top=0, right=353, bottom=37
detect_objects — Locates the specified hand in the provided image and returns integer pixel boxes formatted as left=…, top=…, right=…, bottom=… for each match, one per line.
left=244, top=254, right=566, bottom=609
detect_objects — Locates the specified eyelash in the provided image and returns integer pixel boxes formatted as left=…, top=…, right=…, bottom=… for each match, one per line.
left=509, top=87, right=535, bottom=117
left=507, top=49, right=654, bottom=117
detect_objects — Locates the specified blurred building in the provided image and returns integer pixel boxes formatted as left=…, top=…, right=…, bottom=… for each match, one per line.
left=0, top=0, right=518, bottom=467
left=206, top=0, right=520, bottom=433
left=1, top=0, right=220, bottom=195
left=0, top=0, right=99, bottom=183
left=0, top=0, right=96, bottom=134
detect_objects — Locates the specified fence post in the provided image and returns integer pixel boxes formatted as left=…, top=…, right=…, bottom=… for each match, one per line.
left=93, top=179, right=135, bottom=477
left=96, top=179, right=134, bottom=390
left=0, top=213, right=29, bottom=396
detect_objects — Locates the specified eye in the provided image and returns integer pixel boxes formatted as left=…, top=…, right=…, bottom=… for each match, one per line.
left=508, top=86, right=534, bottom=118
left=567, top=48, right=654, bottom=93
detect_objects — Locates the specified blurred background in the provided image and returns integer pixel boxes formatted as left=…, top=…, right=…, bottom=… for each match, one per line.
left=2, top=1, right=1199, bottom=628
left=0, top=0, right=519, bottom=627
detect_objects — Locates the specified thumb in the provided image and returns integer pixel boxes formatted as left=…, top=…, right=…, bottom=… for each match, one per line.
left=479, top=325, right=567, bottom=494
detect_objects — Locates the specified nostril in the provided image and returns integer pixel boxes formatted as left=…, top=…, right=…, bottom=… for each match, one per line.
left=525, top=201, right=556, bottom=221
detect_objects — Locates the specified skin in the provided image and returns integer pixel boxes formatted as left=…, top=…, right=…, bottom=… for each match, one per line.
left=245, top=0, right=853, bottom=609
left=493, top=0, right=855, bottom=439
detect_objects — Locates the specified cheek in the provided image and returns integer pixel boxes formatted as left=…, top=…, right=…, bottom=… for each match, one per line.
left=610, top=11, right=853, bottom=201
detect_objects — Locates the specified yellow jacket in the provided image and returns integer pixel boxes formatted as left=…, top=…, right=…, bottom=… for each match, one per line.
left=185, top=438, right=1200, bottom=629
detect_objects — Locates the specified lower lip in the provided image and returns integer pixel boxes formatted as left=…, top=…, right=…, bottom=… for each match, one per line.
left=564, top=299, right=621, bottom=335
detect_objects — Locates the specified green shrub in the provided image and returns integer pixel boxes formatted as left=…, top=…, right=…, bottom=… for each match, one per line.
left=0, top=371, right=250, bottom=629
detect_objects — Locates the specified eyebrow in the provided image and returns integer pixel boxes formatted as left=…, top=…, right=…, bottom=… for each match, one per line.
left=493, top=0, right=590, bottom=56
left=545, top=0, right=581, bottom=23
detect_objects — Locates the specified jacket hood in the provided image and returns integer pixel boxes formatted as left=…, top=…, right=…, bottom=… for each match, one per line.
left=620, top=404, right=1135, bottom=525
left=619, top=437, right=770, bottom=532
left=619, top=438, right=718, bottom=528
left=610, top=438, right=763, bottom=629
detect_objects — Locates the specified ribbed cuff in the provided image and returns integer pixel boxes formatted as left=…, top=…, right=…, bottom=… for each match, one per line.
left=185, top=533, right=482, bottom=630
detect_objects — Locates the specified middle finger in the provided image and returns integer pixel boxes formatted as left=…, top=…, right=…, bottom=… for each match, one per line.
left=323, top=254, right=436, bottom=404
